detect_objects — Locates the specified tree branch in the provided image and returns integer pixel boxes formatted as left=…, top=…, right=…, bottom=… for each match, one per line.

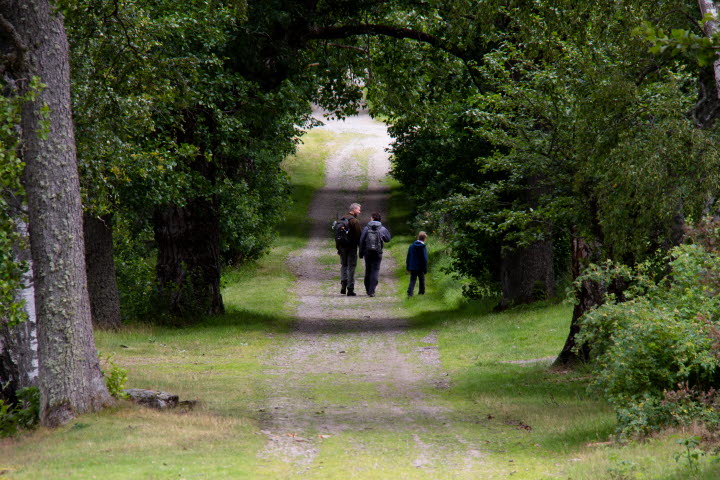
left=0, top=13, right=26, bottom=72
left=306, top=23, right=468, bottom=61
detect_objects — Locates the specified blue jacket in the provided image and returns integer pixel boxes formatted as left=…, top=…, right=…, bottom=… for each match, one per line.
left=359, top=221, right=391, bottom=257
left=406, top=240, right=428, bottom=273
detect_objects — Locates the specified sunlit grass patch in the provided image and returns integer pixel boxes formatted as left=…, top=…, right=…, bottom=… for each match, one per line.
left=2, top=404, right=263, bottom=479
left=297, top=374, right=380, bottom=407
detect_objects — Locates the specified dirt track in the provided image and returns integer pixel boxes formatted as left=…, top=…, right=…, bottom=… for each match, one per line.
left=258, top=110, right=486, bottom=476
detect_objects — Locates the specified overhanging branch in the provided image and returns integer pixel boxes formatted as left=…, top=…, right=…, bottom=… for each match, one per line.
left=307, top=24, right=468, bottom=61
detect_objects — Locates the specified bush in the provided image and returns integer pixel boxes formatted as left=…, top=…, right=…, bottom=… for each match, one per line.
left=0, top=387, right=39, bottom=437
left=100, top=354, right=129, bottom=399
left=577, top=243, right=720, bottom=436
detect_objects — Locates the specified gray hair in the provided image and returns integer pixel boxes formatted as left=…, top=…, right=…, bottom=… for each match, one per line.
left=349, top=203, right=361, bottom=211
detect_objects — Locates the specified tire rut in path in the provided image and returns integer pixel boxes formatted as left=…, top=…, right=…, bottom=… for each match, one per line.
left=259, top=110, right=484, bottom=475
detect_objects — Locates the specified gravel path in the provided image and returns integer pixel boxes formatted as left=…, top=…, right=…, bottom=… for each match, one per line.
left=258, top=109, right=485, bottom=476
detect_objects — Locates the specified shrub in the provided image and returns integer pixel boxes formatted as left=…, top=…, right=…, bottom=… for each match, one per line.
left=99, top=354, right=129, bottom=399
left=577, top=243, right=720, bottom=436
left=0, top=386, right=39, bottom=437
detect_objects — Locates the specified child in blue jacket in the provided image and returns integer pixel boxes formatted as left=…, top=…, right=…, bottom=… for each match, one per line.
left=406, top=231, right=428, bottom=297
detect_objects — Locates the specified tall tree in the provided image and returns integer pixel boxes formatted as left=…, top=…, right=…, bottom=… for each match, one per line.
left=83, top=213, right=121, bottom=329
left=0, top=0, right=112, bottom=426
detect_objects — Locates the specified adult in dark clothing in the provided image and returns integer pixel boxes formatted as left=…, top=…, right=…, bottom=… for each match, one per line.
left=406, top=231, right=429, bottom=297
left=338, top=203, right=362, bottom=296
left=359, top=212, right=391, bottom=297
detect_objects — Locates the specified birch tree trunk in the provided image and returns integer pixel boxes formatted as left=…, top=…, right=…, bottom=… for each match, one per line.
left=0, top=217, right=38, bottom=402
left=0, top=0, right=112, bottom=426
left=698, top=0, right=720, bottom=98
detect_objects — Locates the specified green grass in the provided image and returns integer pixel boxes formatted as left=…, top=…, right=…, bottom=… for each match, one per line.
left=280, top=128, right=331, bottom=243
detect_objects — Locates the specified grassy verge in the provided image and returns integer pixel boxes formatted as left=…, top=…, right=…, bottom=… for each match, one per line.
left=0, top=128, right=332, bottom=479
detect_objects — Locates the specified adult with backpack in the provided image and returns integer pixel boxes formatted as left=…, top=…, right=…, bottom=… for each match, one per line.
left=334, top=203, right=362, bottom=296
left=359, top=212, right=391, bottom=297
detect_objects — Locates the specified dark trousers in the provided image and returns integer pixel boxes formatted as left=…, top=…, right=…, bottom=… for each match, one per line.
left=339, top=247, right=357, bottom=289
left=363, top=251, right=382, bottom=295
left=408, top=270, right=425, bottom=296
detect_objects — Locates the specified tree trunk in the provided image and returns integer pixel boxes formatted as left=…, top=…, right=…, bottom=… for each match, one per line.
left=83, top=213, right=122, bottom=329
left=0, top=218, right=38, bottom=403
left=1, top=0, right=112, bottom=426
left=499, top=239, right=555, bottom=308
left=153, top=197, right=224, bottom=318
left=698, top=0, right=720, bottom=99
left=554, top=235, right=603, bottom=367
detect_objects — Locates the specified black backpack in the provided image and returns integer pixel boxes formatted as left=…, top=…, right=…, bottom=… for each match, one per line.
left=333, top=217, right=352, bottom=247
left=365, top=225, right=383, bottom=253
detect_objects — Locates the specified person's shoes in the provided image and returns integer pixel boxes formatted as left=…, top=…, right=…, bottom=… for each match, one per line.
left=419, top=292, right=425, bottom=295
left=347, top=289, right=356, bottom=296
left=368, top=293, right=375, bottom=297
left=341, top=281, right=347, bottom=295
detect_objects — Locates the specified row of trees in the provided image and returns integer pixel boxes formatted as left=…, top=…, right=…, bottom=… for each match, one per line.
left=364, top=0, right=720, bottom=363
left=3, top=0, right=720, bottom=427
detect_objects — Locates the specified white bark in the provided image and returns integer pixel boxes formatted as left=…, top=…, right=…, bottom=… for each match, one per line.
left=699, top=0, right=720, bottom=98
left=0, top=218, right=38, bottom=397
left=16, top=219, right=38, bottom=383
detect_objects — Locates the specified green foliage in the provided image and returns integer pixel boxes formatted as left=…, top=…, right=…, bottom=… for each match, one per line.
left=607, top=456, right=640, bottom=480
left=99, top=354, right=129, bottom=399
left=0, top=79, right=45, bottom=326
left=577, top=242, right=720, bottom=436
left=675, top=436, right=705, bottom=475
left=59, top=0, right=324, bottom=317
left=634, top=15, right=719, bottom=67
left=0, top=387, right=40, bottom=437
left=112, top=217, right=157, bottom=320
left=368, top=1, right=720, bottom=300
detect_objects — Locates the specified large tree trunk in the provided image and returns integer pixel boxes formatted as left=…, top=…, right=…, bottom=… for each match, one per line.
left=499, top=175, right=556, bottom=308
left=0, top=218, right=38, bottom=402
left=153, top=197, right=224, bottom=318
left=499, top=239, right=555, bottom=308
left=554, top=235, right=603, bottom=366
left=2, top=0, right=112, bottom=426
left=83, top=213, right=121, bottom=329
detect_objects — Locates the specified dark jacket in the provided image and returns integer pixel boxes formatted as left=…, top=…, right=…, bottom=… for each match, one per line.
left=406, top=240, right=428, bottom=273
left=341, top=213, right=362, bottom=248
left=359, top=220, right=391, bottom=258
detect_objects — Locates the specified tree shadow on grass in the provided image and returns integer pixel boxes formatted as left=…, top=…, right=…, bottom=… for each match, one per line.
left=196, top=308, right=293, bottom=334
left=405, top=296, right=570, bottom=332
left=123, top=308, right=294, bottom=335
left=446, top=362, right=616, bottom=451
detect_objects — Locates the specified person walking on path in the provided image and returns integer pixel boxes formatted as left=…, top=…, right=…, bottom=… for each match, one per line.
left=406, top=231, right=428, bottom=297
left=359, top=212, right=391, bottom=297
left=336, top=203, right=362, bottom=296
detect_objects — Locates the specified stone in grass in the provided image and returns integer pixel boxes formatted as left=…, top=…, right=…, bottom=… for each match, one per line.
left=123, top=388, right=190, bottom=410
